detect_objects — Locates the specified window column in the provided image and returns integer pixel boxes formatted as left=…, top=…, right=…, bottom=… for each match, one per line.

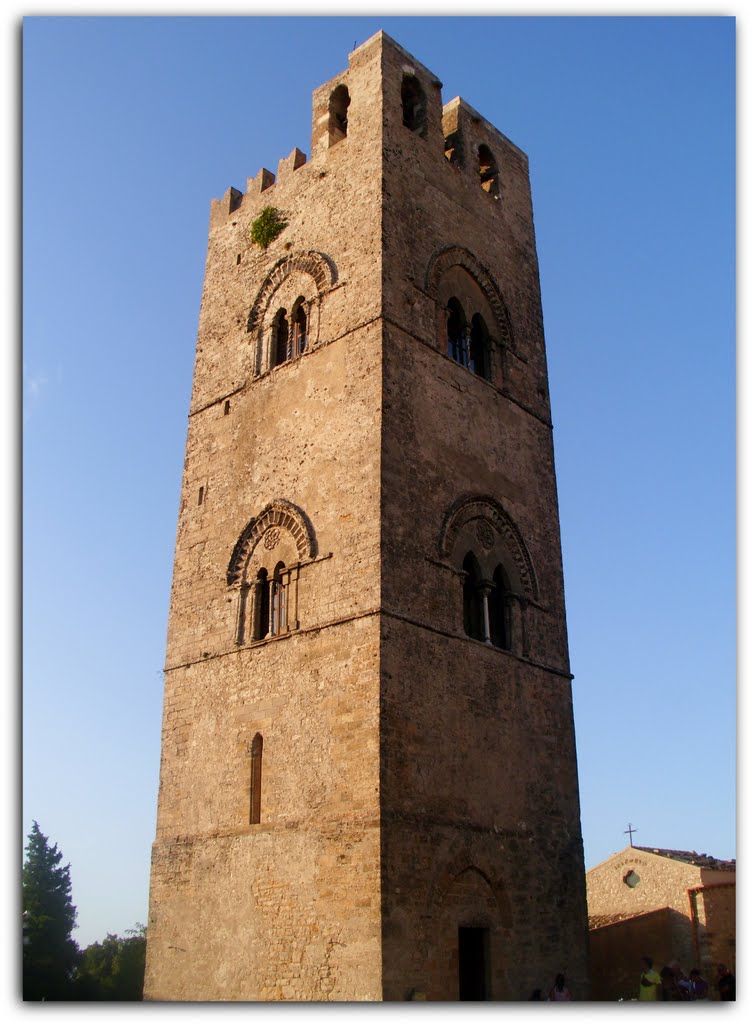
left=478, top=580, right=493, bottom=644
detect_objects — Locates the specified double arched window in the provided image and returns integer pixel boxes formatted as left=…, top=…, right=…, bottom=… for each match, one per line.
left=429, top=248, right=517, bottom=390
left=229, top=500, right=315, bottom=647
left=248, top=250, right=336, bottom=378
left=462, top=553, right=512, bottom=651
left=270, top=300, right=307, bottom=370
left=440, top=496, right=538, bottom=660
left=446, top=297, right=490, bottom=380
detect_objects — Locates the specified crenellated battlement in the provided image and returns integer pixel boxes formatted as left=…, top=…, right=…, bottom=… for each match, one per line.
left=210, top=31, right=530, bottom=231
left=212, top=149, right=308, bottom=222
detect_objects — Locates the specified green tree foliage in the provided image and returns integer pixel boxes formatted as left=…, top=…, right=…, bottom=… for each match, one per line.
left=22, top=821, right=80, bottom=1000
left=75, top=925, right=146, bottom=1000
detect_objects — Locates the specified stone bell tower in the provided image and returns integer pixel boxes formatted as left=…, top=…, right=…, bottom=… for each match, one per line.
left=145, top=32, right=590, bottom=1001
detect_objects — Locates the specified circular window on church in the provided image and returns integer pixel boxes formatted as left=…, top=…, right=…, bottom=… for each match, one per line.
left=623, top=870, right=641, bottom=889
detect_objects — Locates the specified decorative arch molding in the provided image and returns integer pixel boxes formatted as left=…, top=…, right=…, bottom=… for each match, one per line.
left=423, top=845, right=512, bottom=925
left=246, top=250, right=337, bottom=340
left=424, top=244, right=515, bottom=351
left=227, top=499, right=316, bottom=585
left=439, top=494, right=539, bottom=601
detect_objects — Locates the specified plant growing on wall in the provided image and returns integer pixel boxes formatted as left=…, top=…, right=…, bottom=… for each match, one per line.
left=250, top=206, right=288, bottom=249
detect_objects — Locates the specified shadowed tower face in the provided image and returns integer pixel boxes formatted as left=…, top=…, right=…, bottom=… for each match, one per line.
left=145, top=32, right=590, bottom=1002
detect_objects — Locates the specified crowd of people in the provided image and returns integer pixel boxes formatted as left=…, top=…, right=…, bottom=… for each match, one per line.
left=526, top=960, right=735, bottom=1001
left=638, top=956, right=736, bottom=1001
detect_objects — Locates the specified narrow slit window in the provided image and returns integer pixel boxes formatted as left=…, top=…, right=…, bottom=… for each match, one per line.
left=198, top=486, right=204, bottom=506
left=249, top=733, right=263, bottom=825
left=224, top=400, right=231, bottom=415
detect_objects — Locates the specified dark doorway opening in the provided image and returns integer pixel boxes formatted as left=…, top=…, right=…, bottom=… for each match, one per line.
left=458, top=926, right=489, bottom=1000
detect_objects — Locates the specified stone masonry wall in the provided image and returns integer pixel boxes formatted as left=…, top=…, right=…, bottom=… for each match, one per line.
left=374, top=33, right=588, bottom=1001
left=146, top=34, right=389, bottom=1001
left=699, top=883, right=735, bottom=978
left=370, top=34, right=588, bottom=1000
left=379, top=618, right=588, bottom=1000
left=588, top=849, right=709, bottom=921
left=146, top=616, right=383, bottom=1001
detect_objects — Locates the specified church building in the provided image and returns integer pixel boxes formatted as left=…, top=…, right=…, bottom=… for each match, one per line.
left=587, top=845, right=735, bottom=1000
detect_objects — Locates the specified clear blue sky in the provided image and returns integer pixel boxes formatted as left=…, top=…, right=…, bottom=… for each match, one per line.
left=21, top=13, right=736, bottom=950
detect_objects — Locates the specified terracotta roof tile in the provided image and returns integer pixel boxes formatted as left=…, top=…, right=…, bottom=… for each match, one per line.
left=633, top=847, right=736, bottom=871
left=588, top=912, right=634, bottom=929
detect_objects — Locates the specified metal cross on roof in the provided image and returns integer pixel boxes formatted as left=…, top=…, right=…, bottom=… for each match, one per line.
left=624, top=823, right=638, bottom=846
